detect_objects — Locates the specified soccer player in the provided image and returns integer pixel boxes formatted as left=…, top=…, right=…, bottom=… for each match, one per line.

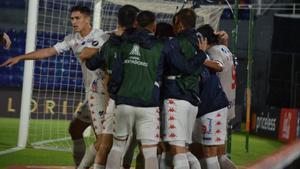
left=0, top=5, right=108, bottom=169
left=161, top=8, right=210, bottom=169
left=197, top=24, right=237, bottom=169
left=0, top=32, right=11, bottom=49
left=85, top=4, right=140, bottom=169
left=104, top=10, right=165, bottom=169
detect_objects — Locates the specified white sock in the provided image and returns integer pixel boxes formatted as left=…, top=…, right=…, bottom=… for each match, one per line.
left=143, top=147, right=158, bottom=169
left=72, top=139, right=86, bottom=167
left=186, top=152, right=201, bottom=169
left=77, top=144, right=97, bottom=169
left=173, top=153, right=189, bottom=169
left=94, top=163, right=105, bottom=169
left=218, top=155, right=237, bottom=169
left=159, top=152, right=166, bottom=169
left=106, top=139, right=126, bottom=169
left=206, top=156, right=220, bottom=169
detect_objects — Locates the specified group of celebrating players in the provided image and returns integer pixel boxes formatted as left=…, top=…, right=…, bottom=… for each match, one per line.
left=0, top=3, right=237, bottom=169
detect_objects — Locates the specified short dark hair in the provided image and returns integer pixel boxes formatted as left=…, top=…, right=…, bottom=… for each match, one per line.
left=118, top=5, right=140, bottom=28
left=155, top=22, right=174, bottom=38
left=197, top=24, right=219, bottom=45
left=176, top=8, right=196, bottom=29
left=137, top=10, right=156, bottom=28
left=70, top=5, right=91, bottom=16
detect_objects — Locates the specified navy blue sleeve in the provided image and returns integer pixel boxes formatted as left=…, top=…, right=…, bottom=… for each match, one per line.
left=163, top=39, right=207, bottom=75
left=85, top=45, right=106, bottom=71
left=108, top=52, right=123, bottom=96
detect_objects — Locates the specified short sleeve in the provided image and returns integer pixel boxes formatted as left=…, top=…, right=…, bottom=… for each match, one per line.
left=53, top=34, right=72, bottom=54
left=86, top=29, right=109, bottom=48
left=208, top=46, right=225, bottom=65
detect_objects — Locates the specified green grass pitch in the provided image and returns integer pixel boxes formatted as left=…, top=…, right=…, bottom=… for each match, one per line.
left=0, top=117, right=283, bottom=168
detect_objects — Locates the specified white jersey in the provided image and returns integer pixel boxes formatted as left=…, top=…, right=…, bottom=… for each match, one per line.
left=53, top=28, right=109, bottom=92
left=207, top=45, right=236, bottom=121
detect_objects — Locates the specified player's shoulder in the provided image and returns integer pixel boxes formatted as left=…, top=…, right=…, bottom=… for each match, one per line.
left=210, top=45, right=230, bottom=54
left=63, top=33, right=76, bottom=41
left=92, top=28, right=110, bottom=41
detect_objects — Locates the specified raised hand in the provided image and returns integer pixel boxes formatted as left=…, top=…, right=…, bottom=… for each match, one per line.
left=1, top=32, right=12, bottom=50
left=0, top=56, right=21, bottom=67
left=215, top=30, right=229, bottom=46
left=198, top=36, right=208, bottom=52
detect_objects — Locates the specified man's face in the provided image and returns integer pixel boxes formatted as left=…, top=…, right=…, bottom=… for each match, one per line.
left=70, top=11, right=90, bottom=32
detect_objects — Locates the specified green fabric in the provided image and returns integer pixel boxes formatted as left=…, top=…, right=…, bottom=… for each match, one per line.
left=117, top=42, right=164, bottom=103
left=176, top=35, right=201, bottom=94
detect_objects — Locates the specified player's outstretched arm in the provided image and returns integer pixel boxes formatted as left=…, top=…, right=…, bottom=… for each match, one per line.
left=1, top=32, right=12, bottom=50
left=0, top=47, right=58, bottom=67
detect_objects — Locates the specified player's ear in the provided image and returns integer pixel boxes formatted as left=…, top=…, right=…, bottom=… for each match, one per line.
left=133, top=20, right=138, bottom=28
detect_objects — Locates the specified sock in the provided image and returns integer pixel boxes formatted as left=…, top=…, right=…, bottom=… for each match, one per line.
left=135, top=152, right=144, bottom=169
left=199, top=159, right=207, bottom=169
left=77, top=144, right=97, bottom=169
left=94, top=163, right=105, bottom=169
left=72, top=139, right=86, bottom=167
left=186, top=152, right=201, bottom=169
left=159, top=152, right=168, bottom=169
left=206, top=156, right=220, bottom=169
left=106, top=139, right=126, bottom=169
left=218, top=155, right=237, bottom=169
left=173, top=153, right=189, bottom=169
left=143, top=147, right=158, bottom=169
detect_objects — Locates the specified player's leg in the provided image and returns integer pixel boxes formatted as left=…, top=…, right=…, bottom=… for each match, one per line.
left=217, top=125, right=237, bottom=169
left=163, top=99, right=199, bottom=169
left=94, top=98, right=115, bottom=169
left=122, top=135, right=139, bottom=169
left=69, top=117, right=91, bottom=168
left=136, top=107, right=160, bottom=169
left=79, top=78, right=106, bottom=169
left=198, top=108, right=228, bottom=169
left=186, top=105, right=201, bottom=169
left=106, top=105, right=134, bottom=169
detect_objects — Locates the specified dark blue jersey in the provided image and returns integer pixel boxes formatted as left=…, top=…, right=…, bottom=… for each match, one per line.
left=197, top=67, right=229, bottom=117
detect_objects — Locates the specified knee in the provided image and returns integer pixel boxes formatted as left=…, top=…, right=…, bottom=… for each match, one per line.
left=69, top=120, right=82, bottom=139
left=99, top=140, right=113, bottom=154
left=169, top=141, right=186, bottom=155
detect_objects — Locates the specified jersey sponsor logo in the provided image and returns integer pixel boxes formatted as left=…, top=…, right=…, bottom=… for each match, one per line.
left=92, top=40, right=99, bottom=46
left=202, top=137, right=212, bottom=141
left=124, top=59, right=148, bottom=67
left=129, top=44, right=141, bottom=56
left=205, top=118, right=213, bottom=134
left=81, top=41, right=86, bottom=45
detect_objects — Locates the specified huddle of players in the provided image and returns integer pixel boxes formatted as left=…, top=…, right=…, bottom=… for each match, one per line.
left=0, top=4, right=236, bottom=169
left=85, top=4, right=237, bottom=169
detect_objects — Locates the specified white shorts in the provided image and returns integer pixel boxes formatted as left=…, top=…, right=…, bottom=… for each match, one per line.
left=114, top=105, right=160, bottom=143
left=86, top=78, right=105, bottom=135
left=192, top=107, right=228, bottom=145
left=74, top=101, right=92, bottom=123
left=102, top=98, right=116, bottom=134
left=162, top=99, right=198, bottom=144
